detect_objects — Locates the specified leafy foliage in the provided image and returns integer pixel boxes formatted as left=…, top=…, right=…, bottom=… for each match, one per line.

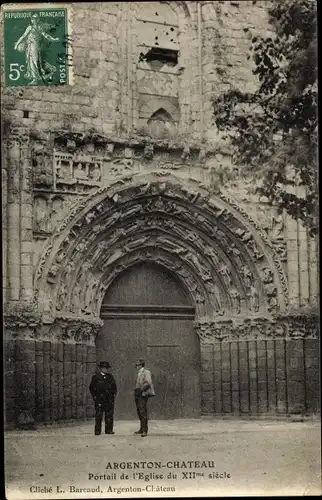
left=213, top=0, right=318, bottom=236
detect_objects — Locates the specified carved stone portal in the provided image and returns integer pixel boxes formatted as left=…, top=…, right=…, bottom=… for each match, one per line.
left=34, top=174, right=288, bottom=323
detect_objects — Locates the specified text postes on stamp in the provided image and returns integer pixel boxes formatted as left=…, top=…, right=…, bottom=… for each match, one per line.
left=3, top=5, right=73, bottom=87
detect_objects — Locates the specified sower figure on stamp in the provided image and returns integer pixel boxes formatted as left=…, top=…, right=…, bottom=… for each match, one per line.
left=89, top=361, right=117, bottom=436
left=134, top=359, right=155, bottom=437
left=14, top=13, right=59, bottom=85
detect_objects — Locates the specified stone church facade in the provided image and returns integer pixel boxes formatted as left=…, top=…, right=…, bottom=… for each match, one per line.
left=2, top=1, right=319, bottom=428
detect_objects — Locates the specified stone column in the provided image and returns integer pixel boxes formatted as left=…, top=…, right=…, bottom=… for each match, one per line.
left=4, top=315, right=102, bottom=429
left=116, top=2, right=128, bottom=135
left=4, top=311, right=42, bottom=429
left=33, top=318, right=102, bottom=425
left=177, top=4, right=195, bottom=138
left=188, top=17, right=202, bottom=141
left=15, top=336, right=37, bottom=428
left=2, top=154, right=8, bottom=302
left=195, top=315, right=319, bottom=417
left=200, top=2, right=222, bottom=140
left=20, top=136, right=34, bottom=302
left=6, top=135, right=21, bottom=302
left=286, top=212, right=300, bottom=309
left=5, top=130, right=33, bottom=305
left=125, top=2, right=133, bottom=135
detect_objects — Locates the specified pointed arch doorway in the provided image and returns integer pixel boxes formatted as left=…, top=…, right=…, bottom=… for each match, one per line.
left=97, top=261, right=200, bottom=420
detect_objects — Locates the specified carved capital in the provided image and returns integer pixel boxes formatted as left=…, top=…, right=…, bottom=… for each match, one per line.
left=4, top=311, right=42, bottom=332
left=51, top=316, right=103, bottom=344
left=5, top=129, right=31, bottom=150
left=194, top=318, right=231, bottom=341
left=194, top=314, right=318, bottom=342
left=286, top=313, right=319, bottom=339
left=4, top=303, right=42, bottom=339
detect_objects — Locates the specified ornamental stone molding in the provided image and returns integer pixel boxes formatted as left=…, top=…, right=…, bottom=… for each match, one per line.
left=47, top=317, right=102, bottom=345
left=4, top=310, right=42, bottom=332
left=194, top=315, right=319, bottom=342
left=30, top=130, right=214, bottom=195
left=33, top=172, right=289, bottom=325
left=4, top=313, right=101, bottom=345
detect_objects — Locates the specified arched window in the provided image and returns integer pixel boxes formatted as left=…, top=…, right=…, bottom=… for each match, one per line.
left=147, top=108, right=174, bottom=124
left=147, top=107, right=176, bottom=137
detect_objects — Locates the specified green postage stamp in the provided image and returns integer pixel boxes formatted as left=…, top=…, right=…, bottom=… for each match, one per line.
left=2, top=4, right=73, bottom=87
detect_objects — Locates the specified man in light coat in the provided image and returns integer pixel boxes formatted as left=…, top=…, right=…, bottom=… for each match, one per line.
left=134, top=359, right=155, bottom=437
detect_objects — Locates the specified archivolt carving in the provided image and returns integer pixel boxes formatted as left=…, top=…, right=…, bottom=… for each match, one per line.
left=221, top=193, right=289, bottom=304
left=34, top=173, right=288, bottom=322
left=54, top=218, right=259, bottom=318
left=92, top=249, right=210, bottom=317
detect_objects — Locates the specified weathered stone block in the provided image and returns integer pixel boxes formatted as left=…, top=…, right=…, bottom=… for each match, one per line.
left=201, top=358, right=213, bottom=372
left=222, top=383, right=232, bottom=413
left=286, top=340, right=305, bottom=382
left=201, top=392, right=214, bottom=414
left=213, top=383, right=223, bottom=413
left=287, top=381, right=305, bottom=414
left=201, top=371, right=213, bottom=385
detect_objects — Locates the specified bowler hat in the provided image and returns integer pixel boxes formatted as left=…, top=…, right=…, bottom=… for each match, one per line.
left=99, top=361, right=111, bottom=368
left=135, top=359, right=145, bottom=366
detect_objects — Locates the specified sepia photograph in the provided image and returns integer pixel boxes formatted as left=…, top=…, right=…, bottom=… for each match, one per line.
left=1, top=0, right=320, bottom=498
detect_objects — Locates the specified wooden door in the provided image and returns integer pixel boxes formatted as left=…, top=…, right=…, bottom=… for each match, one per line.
left=97, top=262, right=200, bottom=419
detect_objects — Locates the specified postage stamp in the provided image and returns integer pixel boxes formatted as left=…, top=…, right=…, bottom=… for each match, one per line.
left=2, top=4, right=73, bottom=87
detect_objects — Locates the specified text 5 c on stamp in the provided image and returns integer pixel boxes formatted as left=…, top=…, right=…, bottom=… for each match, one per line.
left=2, top=5, right=73, bottom=87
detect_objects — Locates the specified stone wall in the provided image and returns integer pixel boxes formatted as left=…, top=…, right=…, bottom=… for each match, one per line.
left=4, top=314, right=99, bottom=428
left=2, top=1, right=274, bottom=140
left=4, top=315, right=319, bottom=427
left=2, top=3, right=121, bottom=136
left=5, top=338, right=97, bottom=427
left=197, top=316, right=319, bottom=416
left=201, top=339, right=320, bottom=415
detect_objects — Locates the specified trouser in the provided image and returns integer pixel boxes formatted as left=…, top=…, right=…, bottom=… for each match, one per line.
left=95, top=399, right=114, bottom=434
left=135, top=392, right=148, bottom=434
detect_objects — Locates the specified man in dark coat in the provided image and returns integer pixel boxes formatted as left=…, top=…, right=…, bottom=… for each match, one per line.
left=89, top=361, right=117, bottom=435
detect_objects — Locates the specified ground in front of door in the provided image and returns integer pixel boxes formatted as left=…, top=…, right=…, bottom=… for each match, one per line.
left=5, top=418, right=321, bottom=498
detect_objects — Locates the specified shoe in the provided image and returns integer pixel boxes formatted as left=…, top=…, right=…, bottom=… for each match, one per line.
left=95, top=432, right=101, bottom=435
left=141, top=433, right=147, bottom=437
left=105, top=431, right=115, bottom=434
left=134, top=430, right=142, bottom=434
